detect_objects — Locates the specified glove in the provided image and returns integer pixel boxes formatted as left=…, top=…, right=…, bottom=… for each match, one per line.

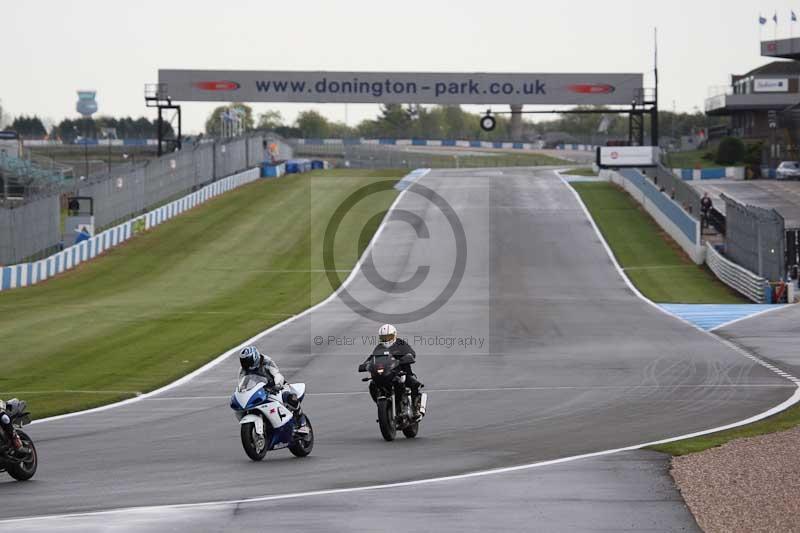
left=273, top=372, right=285, bottom=389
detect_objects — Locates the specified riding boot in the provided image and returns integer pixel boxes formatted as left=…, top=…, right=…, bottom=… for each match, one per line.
left=10, top=433, right=30, bottom=456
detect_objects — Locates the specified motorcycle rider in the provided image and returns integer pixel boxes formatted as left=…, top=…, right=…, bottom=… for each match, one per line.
left=362, top=324, right=424, bottom=417
left=0, top=400, right=29, bottom=456
left=238, top=346, right=306, bottom=431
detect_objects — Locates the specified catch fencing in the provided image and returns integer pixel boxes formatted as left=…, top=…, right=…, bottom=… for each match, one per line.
left=652, top=164, right=702, bottom=217
left=0, top=133, right=292, bottom=264
left=722, top=194, right=786, bottom=281
left=0, top=195, right=60, bottom=265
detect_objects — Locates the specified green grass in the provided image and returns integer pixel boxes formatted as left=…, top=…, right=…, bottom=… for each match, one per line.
left=0, top=168, right=401, bottom=418
left=564, top=167, right=598, bottom=176
left=664, top=149, right=733, bottom=169
left=649, top=402, right=800, bottom=456
left=572, top=182, right=744, bottom=304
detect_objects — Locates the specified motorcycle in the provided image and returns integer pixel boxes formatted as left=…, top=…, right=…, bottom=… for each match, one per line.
left=229, top=374, right=314, bottom=461
left=358, top=354, right=427, bottom=441
left=0, top=399, right=37, bottom=481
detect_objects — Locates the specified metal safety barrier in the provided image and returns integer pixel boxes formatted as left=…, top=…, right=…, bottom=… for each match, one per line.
left=705, top=242, right=769, bottom=303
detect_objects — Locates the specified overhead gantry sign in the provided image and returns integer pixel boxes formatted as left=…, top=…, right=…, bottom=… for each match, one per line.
left=157, top=70, right=644, bottom=106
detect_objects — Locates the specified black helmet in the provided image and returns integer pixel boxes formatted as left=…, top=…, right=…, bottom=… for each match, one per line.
left=239, top=345, right=262, bottom=371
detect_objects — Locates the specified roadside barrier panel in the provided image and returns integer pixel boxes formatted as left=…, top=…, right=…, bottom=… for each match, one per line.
left=607, top=169, right=703, bottom=264
left=705, top=242, right=769, bottom=303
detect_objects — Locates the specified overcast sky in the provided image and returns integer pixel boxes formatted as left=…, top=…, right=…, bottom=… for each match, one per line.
left=1, top=0, right=795, bottom=134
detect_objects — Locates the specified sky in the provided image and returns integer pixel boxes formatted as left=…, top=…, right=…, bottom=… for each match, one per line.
left=1, top=0, right=796, bottom=134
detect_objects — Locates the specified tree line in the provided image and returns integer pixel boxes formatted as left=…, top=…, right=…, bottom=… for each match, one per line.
left=207, top=103, right=727, bottom=143
left=4, top=115, right=174, bottom=142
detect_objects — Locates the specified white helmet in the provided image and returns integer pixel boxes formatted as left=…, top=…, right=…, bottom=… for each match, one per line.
left=378, top=324, right=397, bottom=348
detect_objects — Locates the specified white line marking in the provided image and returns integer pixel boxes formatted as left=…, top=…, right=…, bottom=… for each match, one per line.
left=4, top=386, right=799, bottom=525
left=142, top=384, right=796, bottom=401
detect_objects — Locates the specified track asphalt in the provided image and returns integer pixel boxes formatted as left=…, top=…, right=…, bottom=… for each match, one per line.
left=1, top=168, right=793, bottom=530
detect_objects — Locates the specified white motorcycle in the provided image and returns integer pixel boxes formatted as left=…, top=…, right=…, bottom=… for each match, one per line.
left=229, top=374, right=314, bottom=461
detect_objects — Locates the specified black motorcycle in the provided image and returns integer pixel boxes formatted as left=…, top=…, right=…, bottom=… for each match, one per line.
left=358, top=354, right=427, bottom=441
left=0, top=399, right=37, bottom=481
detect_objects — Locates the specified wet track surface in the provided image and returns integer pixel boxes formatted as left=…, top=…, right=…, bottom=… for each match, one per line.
left=0, top=167, right=793, bottom=528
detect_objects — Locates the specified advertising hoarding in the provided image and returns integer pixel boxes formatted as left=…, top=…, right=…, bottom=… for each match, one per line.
left=159, top=70, right=644, bottom=105
left=754, top=78, right=789, bottom=93
left=597, top=146, right=657, bottom=168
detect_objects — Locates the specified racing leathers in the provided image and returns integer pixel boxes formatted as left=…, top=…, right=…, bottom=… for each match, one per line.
left=239, top=357, right=303, bottom=421
left=362, top=339, right=423, bottom=415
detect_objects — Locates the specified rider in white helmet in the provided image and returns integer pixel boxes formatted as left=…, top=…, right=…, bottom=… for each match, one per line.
left=361, top=324, right=424, bottom=416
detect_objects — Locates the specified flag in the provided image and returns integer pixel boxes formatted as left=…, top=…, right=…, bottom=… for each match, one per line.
left=792, top=10, right=797, bottom=22
left=759, top=14, right=767, bottom=25
left=774, top=12, right=778, bottom=23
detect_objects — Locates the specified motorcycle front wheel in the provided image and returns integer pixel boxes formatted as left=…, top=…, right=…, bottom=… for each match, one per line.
left=377, top=398, right=396, bottom=441
left=240, top=422, right=268, bottom=461
left=402, top=422, right=419, bottom=439
left=7, top=430, right=37, bottom=481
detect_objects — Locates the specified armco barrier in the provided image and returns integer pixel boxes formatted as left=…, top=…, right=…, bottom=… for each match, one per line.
left=672, top=167, right=745, bottom=180
left=705, top=242, right=769, bottom=303
left=0, top=168, right=260, bottom=292
left=606, top=169, right=704, bottom=263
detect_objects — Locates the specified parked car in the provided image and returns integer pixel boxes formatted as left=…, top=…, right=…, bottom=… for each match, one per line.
left=776, top=161, right=800, bottom=180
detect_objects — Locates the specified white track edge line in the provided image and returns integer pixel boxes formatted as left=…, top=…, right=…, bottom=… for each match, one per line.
left=4, top=386, right=799, bottom=524
left=31, top=169, right=431, bottom=426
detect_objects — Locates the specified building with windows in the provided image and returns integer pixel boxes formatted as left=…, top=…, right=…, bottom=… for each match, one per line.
left=705, top=60, right=800, bottom=139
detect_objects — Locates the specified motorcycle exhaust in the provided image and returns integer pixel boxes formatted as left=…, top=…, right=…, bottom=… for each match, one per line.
left=419, top=393, right=427, bottom=416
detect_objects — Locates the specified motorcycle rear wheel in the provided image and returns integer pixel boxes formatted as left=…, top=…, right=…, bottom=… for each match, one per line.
left=240, top=422, right=268, bottom=461
left=288, top=416, right=314, bottom=457
left=7, top=430, right=37, bottom=481
left=377, top=399, right=396, bottom=441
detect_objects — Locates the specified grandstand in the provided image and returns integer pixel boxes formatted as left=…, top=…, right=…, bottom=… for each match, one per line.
left=0, top=152, right=74, bottom=201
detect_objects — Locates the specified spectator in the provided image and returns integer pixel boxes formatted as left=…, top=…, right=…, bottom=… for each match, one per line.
left=700, top=192, right=713, bottom=230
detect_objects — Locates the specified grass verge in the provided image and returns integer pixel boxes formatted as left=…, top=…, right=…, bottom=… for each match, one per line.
left=564, top=167, right=598, bottom=176
left=0, top=168, right=401, bottom=418
left=571, top=182, right=744, bottom=303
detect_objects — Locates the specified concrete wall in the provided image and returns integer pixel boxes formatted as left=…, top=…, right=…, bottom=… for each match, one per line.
left=605, top=169, right=704, bottom=264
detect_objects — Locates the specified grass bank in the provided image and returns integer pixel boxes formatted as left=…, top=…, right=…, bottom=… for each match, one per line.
left=0, top=169, right=401, bottom=418
left=571, top=182, right=744, bottom=303
left=564, top=167, right=598, bottom=176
